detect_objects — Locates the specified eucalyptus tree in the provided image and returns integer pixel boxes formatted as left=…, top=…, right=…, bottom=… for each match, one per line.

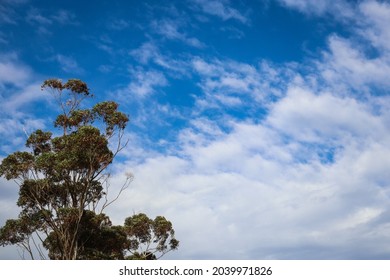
left=0, top=79, right=178, bottom=259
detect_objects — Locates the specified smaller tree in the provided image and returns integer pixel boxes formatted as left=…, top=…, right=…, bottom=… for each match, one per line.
left=124, top=214, right=179, bottom=260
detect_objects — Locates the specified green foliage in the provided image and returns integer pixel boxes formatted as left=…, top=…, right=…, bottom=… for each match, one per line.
left=0, top=152, right=34, bottom=180
left=41, top=79, right=90, bottom=96
left=0, top=79, right=178, bottom=259
left=0, top=218, right=33, bottom=246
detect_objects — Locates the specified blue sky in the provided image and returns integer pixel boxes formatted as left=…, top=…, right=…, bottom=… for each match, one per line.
left=1, top=0, right=390, bottom=259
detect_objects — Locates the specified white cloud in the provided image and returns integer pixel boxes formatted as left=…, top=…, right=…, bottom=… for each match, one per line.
left=151, top=19, right=205, bottom=48
left=277, top=0, right=355, bottom=18
left=108, top=13, right=390, bottom=256
left=267, top=86, right=385, bottom=143
left=117, top=68, right=168, bottom=99
left=320, top=36, right=390, bottom=90
left=2, top=82, right=48, bottom=112
left=108, top=19, right=129, bottom=30
left=26, top=7, right=52, bottom=25
left=3, top=0, right=390, bottom=260
left=0, top=84, right=48, bottom=154
left=0, top=3, right=17, bottom=25
left=0, top=55, right=48, bottom=153
left=192, top=0, right=249, bottom=24
left=54, top=54, right=84, bottom=74
left=27, top=8, right=77, bottom=25
left=277, top=0, right=330, bottom=15
left=51, top=9, right=78, bottom=25
left=49, top=0, right=390, bottom=260
left=26, top=7, right=77, bottom=35
left=0, top=32, right=8, bottom=44
left=108, top=110, right=390, bottom=258
left=130, top=42, right=190, bottom=75
left=279, top=1, right=390, bottom=92
left=191, top=58, right=292, bottom=111
left=98, top=64, right=113, bottom=73
left=131, top=42, right=157, bottom=65
left=0, top=53, right=32, bottom=87
left=359, top=1, right=390, bottom=52
left=220, top=26, right=245, bottom=39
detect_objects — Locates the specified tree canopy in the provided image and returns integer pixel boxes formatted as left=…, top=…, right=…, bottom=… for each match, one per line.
left=0, top=79, right=179, bottom=259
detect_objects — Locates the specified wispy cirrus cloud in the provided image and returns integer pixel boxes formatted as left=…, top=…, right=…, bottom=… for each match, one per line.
left=26, top=7, right=78, bottom=34
left=26, top=7, right=52, bottom=25
left=276, top=0, right=355, bottom=18
left=51, top=9, right=78, bottom=25
left=0, top=0, right=28, bottom=25
left=116, top=68, right=168, bottom=99
left=130, top=42, right=191, bottom=75
left=0, top=53, right=32, bottom=88
left=191, top=0, right=249, bottom=24
left=0, top=32, right=7, bottom=44
left=191, top=57, right=294, bottom=111
left=52, top=54, right=84, bottom=74
left=151, top=19, right=205, bottom=48
left=0, top=54, right=49, bottom=154
left=107, top=19, right=130, bottom=30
